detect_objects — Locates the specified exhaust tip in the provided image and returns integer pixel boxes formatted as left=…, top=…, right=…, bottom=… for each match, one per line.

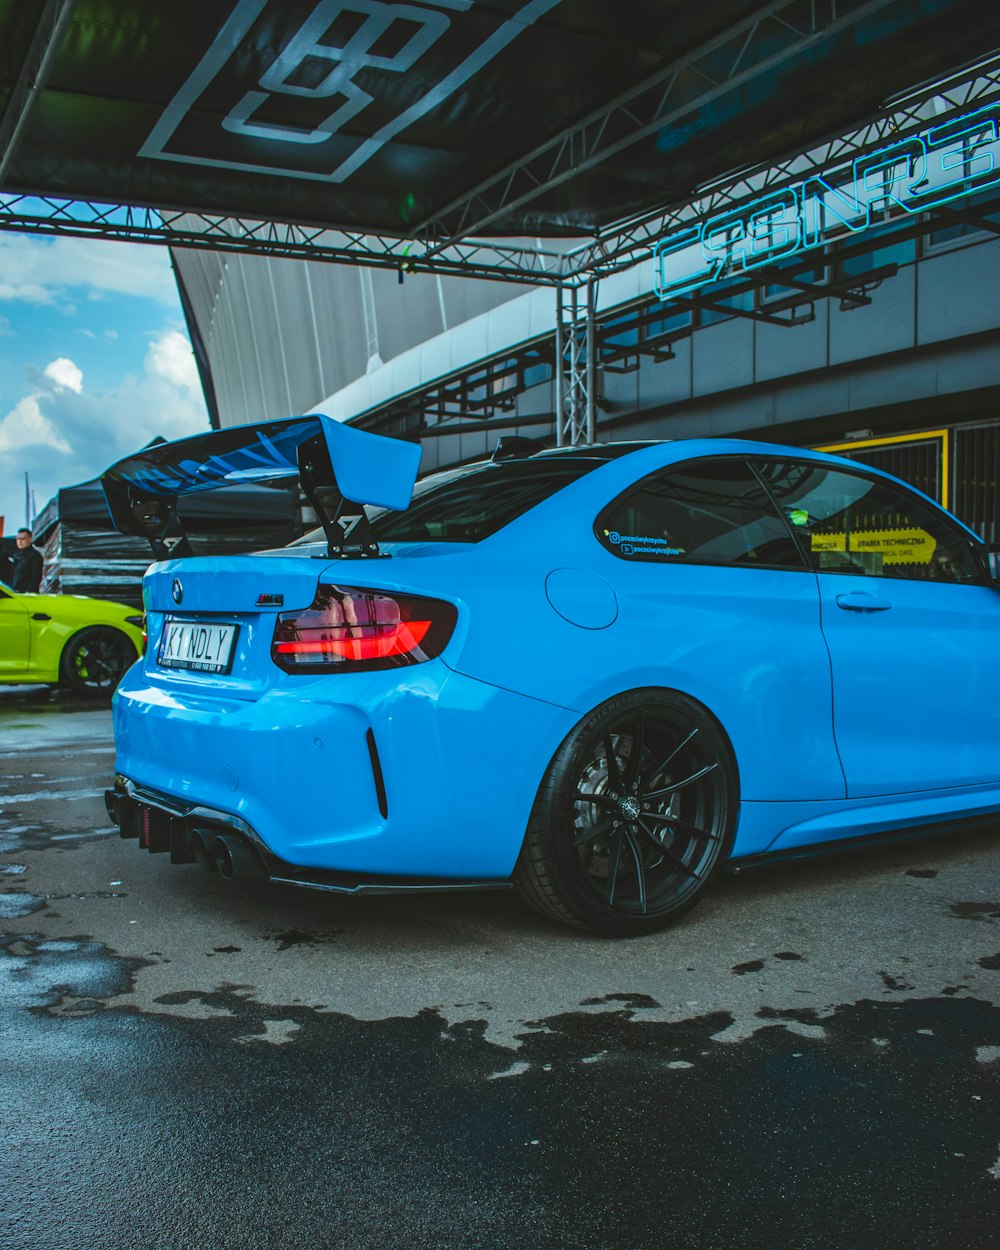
left=189, top=828, right=219, bottom=873
left=213, top=833, right=267, bottom=881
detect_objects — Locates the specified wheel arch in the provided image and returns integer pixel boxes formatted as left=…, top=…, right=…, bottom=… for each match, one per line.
left=537, top=681, right=742, bottom=809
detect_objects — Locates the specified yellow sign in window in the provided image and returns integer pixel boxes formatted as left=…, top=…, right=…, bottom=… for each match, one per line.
left=811, top=527, right=936, bottom=565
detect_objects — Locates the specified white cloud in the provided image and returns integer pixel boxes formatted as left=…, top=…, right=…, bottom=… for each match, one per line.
left=145, top=329, right=200, bottom=392
left=0, top=329, right=209, bottom=519
left=0, top=394, right=72, bottom=456
left=0, top=235, right=180, bottom=309
left=0, top=281, right=53, bottom=305
left=44, top=357, right=84, bottom=394
left=0, top=315, right=12, bottom=337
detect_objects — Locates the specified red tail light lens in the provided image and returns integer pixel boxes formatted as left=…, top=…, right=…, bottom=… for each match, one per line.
left=271, top=585, right=457, bottom=673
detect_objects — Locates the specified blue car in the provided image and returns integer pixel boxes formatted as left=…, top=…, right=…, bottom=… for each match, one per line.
left=102, top=417, right=1000, bottom=936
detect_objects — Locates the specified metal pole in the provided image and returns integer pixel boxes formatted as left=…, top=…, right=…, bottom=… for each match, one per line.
left=585, top=278, right=596, bottom=444
left=570, top=285, right=581, bottom=444
left=0, top=0, right=76, bottom=187
left=554, top=284, right=565, bottom=446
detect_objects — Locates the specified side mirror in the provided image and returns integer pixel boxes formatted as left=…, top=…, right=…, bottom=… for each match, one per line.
left=986, top=544, right=1000, bottom=583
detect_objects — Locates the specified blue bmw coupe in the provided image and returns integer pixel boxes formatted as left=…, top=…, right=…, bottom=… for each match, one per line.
left=102, top=418, right=1000, bottom=935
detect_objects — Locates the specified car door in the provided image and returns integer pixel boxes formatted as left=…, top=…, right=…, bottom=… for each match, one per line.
left=594, top=456, right=846, bottom=804
left=756, top=458, right=1000, bottom=798
left=0, top=586, right=30, bottom=675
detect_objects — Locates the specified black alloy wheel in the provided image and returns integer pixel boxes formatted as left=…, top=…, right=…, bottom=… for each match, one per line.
left=514, top=690, right=737, bottom=936
left=60, top=627, right=137, bottom=698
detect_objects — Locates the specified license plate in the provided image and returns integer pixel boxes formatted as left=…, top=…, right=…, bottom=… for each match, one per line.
left=159, top=619, right=237, bottom=674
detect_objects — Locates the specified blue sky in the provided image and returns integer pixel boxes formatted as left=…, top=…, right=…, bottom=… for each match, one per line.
left=0, top=232, right=210, bottom=534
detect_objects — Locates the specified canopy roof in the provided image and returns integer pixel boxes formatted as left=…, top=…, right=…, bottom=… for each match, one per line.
left=1, top=0, right=999, bottom=282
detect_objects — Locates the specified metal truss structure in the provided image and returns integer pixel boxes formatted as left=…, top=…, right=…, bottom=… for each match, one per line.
left=414, top=0, right=899, bottom=249
left=0, top=199, right=566, bottom=288
left=355, top=188, right=1000, bottom=446
left=6, top=71, right=995, bottom=296
left=554, top=282, right=597, bottom=446
left=572, top=51, right=1000, bottom=281
left=1, top=18, right=997, bottom=290
left=2, top=5, right=999, bottom=443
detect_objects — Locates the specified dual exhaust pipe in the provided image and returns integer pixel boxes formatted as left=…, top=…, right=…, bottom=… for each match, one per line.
left=107, top=789, right=268, bottom=881
left=189, top=828, right=268, bottom=881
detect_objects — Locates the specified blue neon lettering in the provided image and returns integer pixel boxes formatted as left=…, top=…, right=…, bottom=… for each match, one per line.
left=653, top=103, right=1000, bottom=301
left=745, top=191, right=800, bottom=261
left=652, top=225, right=718, bottom=300
left=855, top=139, right=927, bottom=215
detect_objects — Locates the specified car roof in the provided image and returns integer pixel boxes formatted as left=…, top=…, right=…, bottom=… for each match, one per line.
left=472, top=441, right=659, bottom=466
left=524, top=441, right=660, bottom=459
left=490, top=437, right=981, bottom=543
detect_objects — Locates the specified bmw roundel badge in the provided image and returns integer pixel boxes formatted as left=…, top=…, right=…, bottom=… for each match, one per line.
left=171, top=577, right=183, bottom=605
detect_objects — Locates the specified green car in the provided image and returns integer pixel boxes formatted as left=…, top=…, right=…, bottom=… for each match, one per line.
left=0, top=580, right=144, bottom=696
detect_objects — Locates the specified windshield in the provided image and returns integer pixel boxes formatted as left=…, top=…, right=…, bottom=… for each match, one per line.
left=290, top=455, right=613, bottom=546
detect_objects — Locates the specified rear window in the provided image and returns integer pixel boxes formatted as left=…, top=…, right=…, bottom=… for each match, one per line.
left=596, top=457, right=805, bottom=568
left=291, top=457, right=610, bottom=545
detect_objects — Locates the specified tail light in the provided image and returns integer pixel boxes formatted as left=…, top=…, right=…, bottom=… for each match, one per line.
left=271, top=584, right=457, bottom=673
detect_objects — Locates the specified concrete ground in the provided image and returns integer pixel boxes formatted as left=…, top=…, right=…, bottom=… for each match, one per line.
left=1, top=684, right=998, bottom=1250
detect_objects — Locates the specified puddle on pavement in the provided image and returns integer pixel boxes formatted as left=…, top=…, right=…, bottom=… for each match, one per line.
left=0, top=823, right=114, bottom=854
left=0, top=892, right=45, bottom=918
left=0, top=931, right=149, bottom=1012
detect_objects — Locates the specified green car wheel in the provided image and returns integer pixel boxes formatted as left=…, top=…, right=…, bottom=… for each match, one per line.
left=60, top=626, right=137, bottom=698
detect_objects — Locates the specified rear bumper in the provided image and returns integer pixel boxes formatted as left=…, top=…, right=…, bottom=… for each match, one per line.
left=111, top=659, right=577, bottom=879
left=105, top=778, right=512, bottom=894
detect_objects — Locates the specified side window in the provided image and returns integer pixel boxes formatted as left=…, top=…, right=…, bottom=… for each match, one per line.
left=597, top=458, right=805, bottom=568
left=754, top=460, right=982, bottom=583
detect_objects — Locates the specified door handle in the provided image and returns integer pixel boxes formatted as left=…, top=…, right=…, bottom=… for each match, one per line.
left=835, top=592, right=892, bottom=612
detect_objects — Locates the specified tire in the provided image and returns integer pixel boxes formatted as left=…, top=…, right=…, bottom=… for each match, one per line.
left=59, top=627, right=137, bottom=698
left=513, top=689, right=738, bottom=937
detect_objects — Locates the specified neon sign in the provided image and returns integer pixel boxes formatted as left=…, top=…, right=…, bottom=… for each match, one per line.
left=653, top=101, right=1000, bottom=301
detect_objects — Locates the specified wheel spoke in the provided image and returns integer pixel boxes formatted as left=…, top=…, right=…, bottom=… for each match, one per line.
left=623, top=710, right=645, bottom=788
left=638, top=810, right=721, bottom=842
left=573, top=790, right=617, bottom=811
left=643, top=761, right=718, bottom=800
left=572, top=816, right=614, bottom=848
left=554, top=704, right=732, bottom=924
left=623, top=826, right=647, bottom=913
left=637, top=820, right=699, bottom=877
left=602, top=732, right=624, bottom=792
left=649, top=727, right=699, bottom=782
left=606, top=828, right=625, bottom=905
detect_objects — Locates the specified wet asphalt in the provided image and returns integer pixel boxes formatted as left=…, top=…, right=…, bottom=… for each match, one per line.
left=0, top=686, right=998, bottom=1250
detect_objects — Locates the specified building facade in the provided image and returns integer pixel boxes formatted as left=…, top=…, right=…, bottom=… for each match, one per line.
left=172, top=202, right=1000, bottom=539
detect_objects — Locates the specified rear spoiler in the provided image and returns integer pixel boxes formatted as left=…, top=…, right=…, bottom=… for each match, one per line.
left=101, top=415, right=421, bottom=560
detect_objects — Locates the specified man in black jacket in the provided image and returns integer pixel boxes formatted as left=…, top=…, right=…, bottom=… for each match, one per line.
left=10, top=528, right=43, bottom=593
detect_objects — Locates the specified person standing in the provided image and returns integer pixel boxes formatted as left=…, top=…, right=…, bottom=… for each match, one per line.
left=10, top=527, right=43, bottom=593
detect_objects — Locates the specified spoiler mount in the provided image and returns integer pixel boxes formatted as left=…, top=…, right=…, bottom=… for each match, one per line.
left=298, top=432, right=381, bottom=560
left=101, top=416, right=422, bottom=561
